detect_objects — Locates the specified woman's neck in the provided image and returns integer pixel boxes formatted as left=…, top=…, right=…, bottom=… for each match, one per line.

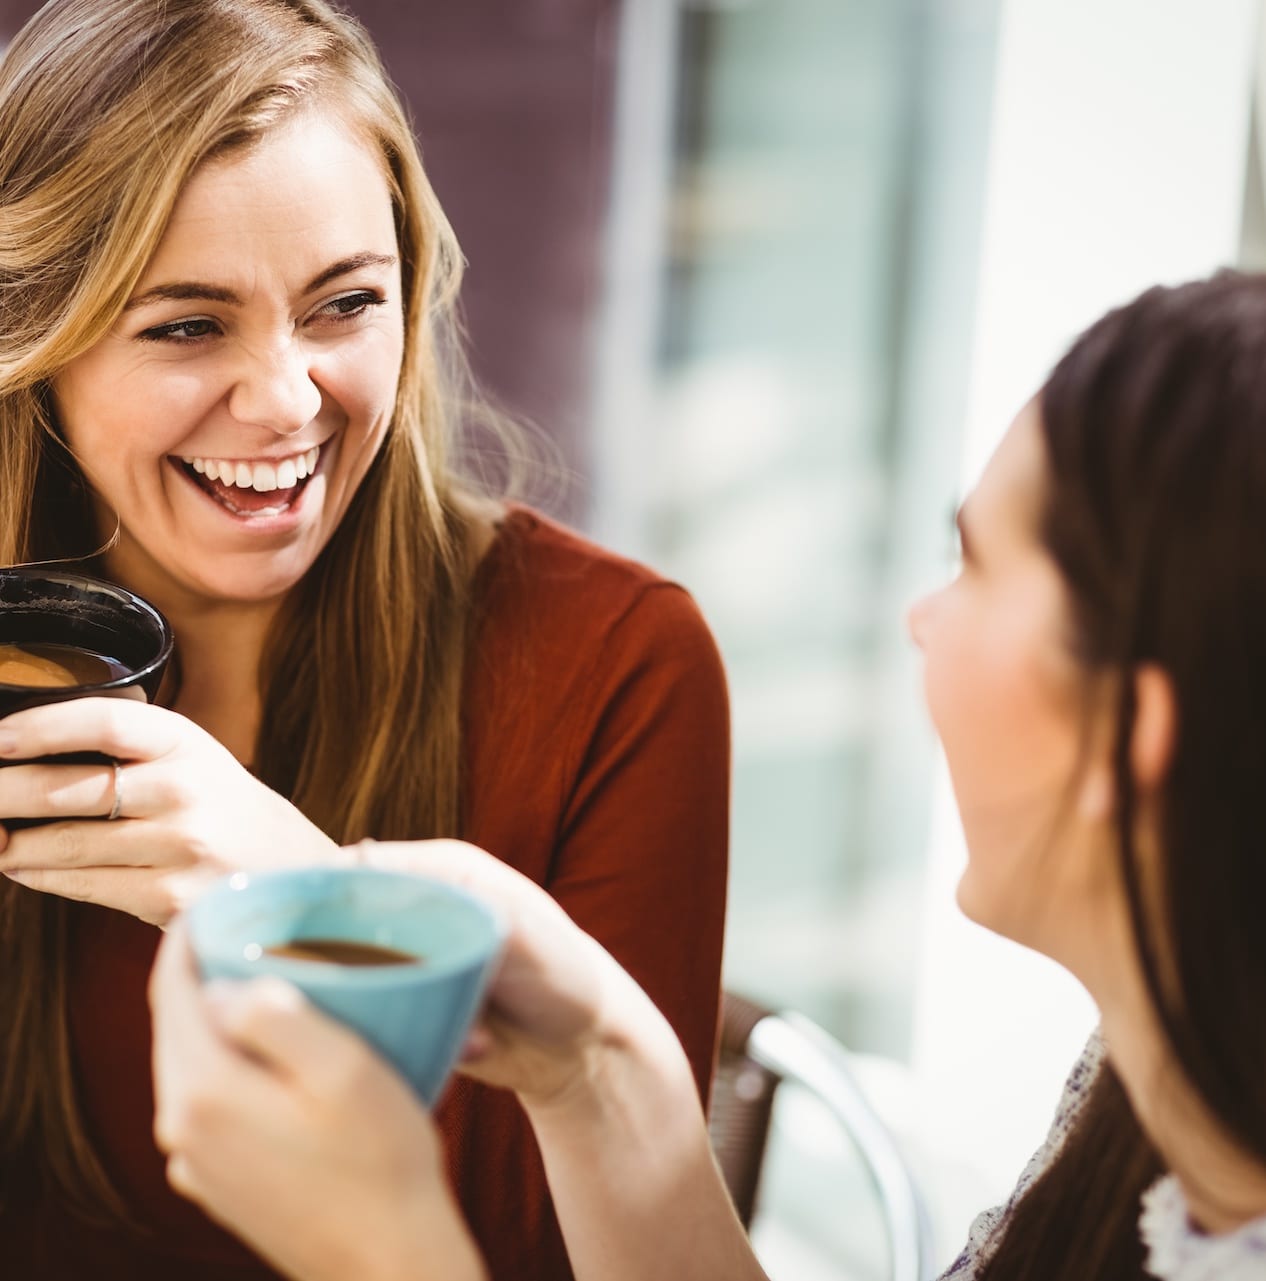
left=1099, top=998, right=1266, bottom=1234
left=172, top=606, right=276, bottom=763
left=146, top=594, right=279, bottom=765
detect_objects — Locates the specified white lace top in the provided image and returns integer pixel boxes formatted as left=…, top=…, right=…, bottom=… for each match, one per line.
left=1139, top=1176, right=1266, bottom=1280
left=937, top=1033, right=1266, bottom=1279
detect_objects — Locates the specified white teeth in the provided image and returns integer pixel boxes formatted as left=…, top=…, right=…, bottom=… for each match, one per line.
left=181, top=445, right=320, bottom=492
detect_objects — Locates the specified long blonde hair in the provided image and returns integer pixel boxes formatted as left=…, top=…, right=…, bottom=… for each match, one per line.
left=0, top=0, right=481, bottom=1224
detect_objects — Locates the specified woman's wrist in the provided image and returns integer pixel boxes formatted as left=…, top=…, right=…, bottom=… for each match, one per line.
left=516, top=978, right=753, bottom=1281
left=356, top=1182, right=487, bottom=1281
left=519, top=958, right=698, bottom=1134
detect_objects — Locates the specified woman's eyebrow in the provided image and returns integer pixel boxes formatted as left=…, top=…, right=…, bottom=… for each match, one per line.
left=301, top=252, right=397, bottom=294
left=122, top=252, right=398, bottom=312
left=123, top=282, right=240, bottom=311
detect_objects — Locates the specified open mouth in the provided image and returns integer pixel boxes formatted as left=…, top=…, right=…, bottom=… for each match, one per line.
left=175, top=445, right=321, bottom=518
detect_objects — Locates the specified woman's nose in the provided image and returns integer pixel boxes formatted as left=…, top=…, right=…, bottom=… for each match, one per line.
left=227, top=340, right=322, bottom=436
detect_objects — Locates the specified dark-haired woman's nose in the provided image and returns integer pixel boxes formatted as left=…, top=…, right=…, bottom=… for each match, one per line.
left=907, top=593, right=933, bottom=651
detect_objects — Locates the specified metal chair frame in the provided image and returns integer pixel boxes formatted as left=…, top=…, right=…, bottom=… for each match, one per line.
left=710, top=992, right=936, bottom=1281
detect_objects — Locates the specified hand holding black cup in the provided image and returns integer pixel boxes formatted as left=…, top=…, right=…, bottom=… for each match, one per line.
left=0, top=568, right=174, bottom=825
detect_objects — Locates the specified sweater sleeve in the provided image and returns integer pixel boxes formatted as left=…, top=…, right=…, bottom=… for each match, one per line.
left=441, top=572, right=730, bottom=1281
left=548, top=581, right=730, bottom=1103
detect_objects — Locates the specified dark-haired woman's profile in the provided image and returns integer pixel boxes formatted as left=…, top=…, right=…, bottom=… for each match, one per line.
left=154, top=271, right=1266, bottom=1281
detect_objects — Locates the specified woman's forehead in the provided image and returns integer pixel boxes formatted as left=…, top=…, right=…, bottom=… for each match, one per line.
left=968, top=400, right=1048, bottom=535
left=140, top=112, right=399, bottom=288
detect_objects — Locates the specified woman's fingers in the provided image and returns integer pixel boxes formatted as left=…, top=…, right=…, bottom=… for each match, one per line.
left=150, top=922, right=205, bottom=1036
left=153, top=926, right=413, bottom=1122
left=0, top=756, right=192, bottom=826
left=0, top=737, right=339, bottom=925
left=151, top=925, right=267, bottom=1154
left=0, top=758, right=118, bottom=821
left=0, top=803, right=216, bottom=925
left=357, top=838, right=565, bottom=931
left=0, top=696, right=188, bottom=763
left=357, top=838, right=614, bottom=1095
left=4, top=862, right=202, bottom=924
left=203, top=977, right=400, bottom=1101
left=149, top=924, right=475, bottom=1281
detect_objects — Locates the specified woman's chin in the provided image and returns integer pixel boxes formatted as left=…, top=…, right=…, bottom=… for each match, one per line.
left=144, top=558, right=312, bottom=610
left=953, top=867, right=1018, bottom=941
left=953, top=870, right=989, bottom=926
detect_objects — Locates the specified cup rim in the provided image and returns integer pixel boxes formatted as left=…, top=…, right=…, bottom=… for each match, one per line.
left=0, top=566, right=175, bottom=693
left=187, top=865, right=507, bottom=984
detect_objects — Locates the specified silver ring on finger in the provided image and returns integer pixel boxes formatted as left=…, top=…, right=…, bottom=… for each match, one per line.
left=107, top=760, right=124, bottom=821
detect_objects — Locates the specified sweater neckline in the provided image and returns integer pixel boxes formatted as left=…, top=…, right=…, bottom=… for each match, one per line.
left=1139, top=1173, right=1266, bottom=1280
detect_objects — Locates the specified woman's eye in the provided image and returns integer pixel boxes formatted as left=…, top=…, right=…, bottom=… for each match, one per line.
left=137, top=318, right=220, bottom=343
left=314, top=291, right=387, bottom=323
left=947, top=507, right=964, bottom=565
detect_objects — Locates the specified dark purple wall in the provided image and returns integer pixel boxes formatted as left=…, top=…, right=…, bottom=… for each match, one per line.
left=0, top=0, right=621, bottom=525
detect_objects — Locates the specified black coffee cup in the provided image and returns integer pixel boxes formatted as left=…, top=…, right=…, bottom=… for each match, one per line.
left=0, top=567, right=174, bottom=824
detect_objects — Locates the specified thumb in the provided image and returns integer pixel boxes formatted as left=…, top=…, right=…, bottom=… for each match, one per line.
left=203, top=977, right=376, bottom=1091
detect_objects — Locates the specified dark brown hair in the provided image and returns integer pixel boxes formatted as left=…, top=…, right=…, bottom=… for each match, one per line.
left=980, top=272, right=1266, bottom=1277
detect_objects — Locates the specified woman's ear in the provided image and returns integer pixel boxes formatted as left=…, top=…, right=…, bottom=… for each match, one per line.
left=1130, top=664, right=1177, bottom=794
left=1076, top=664, right=1176, bottom=821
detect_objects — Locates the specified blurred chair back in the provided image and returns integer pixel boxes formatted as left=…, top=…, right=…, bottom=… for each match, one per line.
left=709, top=991, right=935, bottom=1281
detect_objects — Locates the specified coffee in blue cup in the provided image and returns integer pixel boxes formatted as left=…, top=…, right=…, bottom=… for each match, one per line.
left=186, top=866, right=505, bottom=1104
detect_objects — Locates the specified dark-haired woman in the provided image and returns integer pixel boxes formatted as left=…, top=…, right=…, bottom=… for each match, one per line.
left=155, top=272, right=1266, bottom=1280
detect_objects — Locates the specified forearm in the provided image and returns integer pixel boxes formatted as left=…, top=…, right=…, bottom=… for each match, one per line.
left=352, top=1184, right=488, bottom=1281
left=252, top=1181, right=487, bottom=1281
left=523, top=985, right=766, bottom=1281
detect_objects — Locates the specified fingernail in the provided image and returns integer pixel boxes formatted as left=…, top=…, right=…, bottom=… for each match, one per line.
left=4, top=870, right=32, bottom=885
left=201, top=980, right=239, bottom=1012
left=459, top=1025, right=493, bottom=1062
left=199, top=980, right=246, bottom=1029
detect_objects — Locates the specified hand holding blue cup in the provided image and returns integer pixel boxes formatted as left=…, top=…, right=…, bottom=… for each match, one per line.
left=186, top=866, right=505, bottom=1104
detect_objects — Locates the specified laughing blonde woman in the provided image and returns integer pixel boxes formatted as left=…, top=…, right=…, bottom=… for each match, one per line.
left=0, top=3, right=729, bottom=1277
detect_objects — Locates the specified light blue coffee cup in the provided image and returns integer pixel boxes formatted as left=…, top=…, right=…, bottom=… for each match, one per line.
left=186, top=866, right=505, bottom=1105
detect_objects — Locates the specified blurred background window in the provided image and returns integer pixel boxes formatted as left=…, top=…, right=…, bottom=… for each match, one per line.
left=621, top=0, right=999, bottom=1063
left=592, top=2, right=1003, bottom=1272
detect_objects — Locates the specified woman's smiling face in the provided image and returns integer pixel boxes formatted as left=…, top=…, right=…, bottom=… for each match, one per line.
left=907, top=404, right=1107, bottom=958
left=51, top=109, right=405, bottom=609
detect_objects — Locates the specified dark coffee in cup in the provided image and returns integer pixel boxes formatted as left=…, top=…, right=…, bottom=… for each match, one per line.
left=0, top=568, right=174, bottom=825
left=0, top=568, right=173, bottom=716
left=264, top=939, right=422, bottom=966
left=0, top=642, right=130, bottom=689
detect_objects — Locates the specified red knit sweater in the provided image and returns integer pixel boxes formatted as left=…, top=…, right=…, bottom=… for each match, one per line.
left=6, top=507, right=730, bottom=1280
